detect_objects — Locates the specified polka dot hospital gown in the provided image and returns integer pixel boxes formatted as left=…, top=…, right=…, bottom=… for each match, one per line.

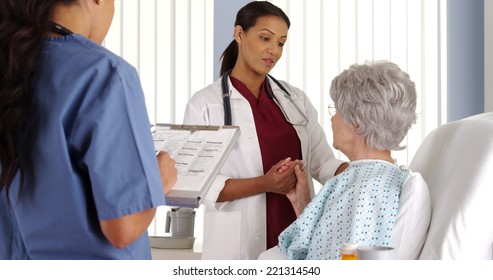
left=278, top=159, right=409, bottom=260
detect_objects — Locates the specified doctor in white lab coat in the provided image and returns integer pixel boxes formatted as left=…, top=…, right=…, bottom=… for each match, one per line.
left=182, top=1, right=345, bottom=259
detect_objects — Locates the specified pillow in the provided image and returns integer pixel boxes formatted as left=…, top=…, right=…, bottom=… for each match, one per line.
left=410, top=118, right=493, bottom=259
left=390, top=171, right=431, bottom=259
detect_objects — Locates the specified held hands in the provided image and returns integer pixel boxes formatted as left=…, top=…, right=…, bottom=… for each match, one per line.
left=276, top=158, right=311, bottom=216
left=276, top=158, right=303, bottom=175
left=263, top=157, right=298, bottom=195
left=157, top=151, right=177, bottom=194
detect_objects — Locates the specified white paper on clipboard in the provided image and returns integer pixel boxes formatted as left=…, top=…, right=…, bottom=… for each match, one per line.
left=152, top=124, right=240, bottom=208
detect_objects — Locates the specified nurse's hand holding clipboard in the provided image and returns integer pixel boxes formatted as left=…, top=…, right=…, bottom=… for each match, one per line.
left=157, top=151, right=177, bottom=195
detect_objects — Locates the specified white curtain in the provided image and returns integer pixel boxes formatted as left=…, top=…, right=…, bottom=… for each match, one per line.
left=104, top=0, right=447, bottom=239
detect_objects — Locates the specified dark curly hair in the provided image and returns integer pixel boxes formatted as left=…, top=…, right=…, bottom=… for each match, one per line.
left=0, top=0, right=78, bottom=201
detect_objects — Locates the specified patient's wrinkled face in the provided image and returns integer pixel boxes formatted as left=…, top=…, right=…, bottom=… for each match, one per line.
left=331, top=111, right=356, bottom=156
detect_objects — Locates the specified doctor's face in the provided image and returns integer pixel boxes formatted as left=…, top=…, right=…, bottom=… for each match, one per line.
left=235, top=16, right=288, bottom=76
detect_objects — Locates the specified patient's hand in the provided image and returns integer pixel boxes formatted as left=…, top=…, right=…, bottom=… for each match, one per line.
left=277, top=159, right=303, bottom=174
left=286, top=164, right=311, bottom=217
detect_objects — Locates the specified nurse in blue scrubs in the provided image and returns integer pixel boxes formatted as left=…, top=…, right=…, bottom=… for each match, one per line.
left=0, top=0, right=177, bottom=259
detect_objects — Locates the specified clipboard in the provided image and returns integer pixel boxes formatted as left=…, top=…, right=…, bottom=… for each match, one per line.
left=152, top=124, right=240, bottom=208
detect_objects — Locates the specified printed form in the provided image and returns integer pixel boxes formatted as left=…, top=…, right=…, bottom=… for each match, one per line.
left=153, top=124, right=240, bottom=207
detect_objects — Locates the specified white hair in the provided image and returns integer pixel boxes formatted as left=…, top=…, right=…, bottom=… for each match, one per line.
left=329, top=61, right=417, bottom=151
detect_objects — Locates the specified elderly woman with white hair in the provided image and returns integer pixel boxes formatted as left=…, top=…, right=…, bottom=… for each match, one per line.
left=260, top=61, right=429, bottom=260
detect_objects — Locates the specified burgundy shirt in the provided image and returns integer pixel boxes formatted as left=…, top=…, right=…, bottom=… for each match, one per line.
left=230, top=76, right=302, bottom=249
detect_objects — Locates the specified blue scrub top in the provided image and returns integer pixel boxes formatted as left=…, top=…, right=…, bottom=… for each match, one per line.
left=0, top=34, right=165, bottom=259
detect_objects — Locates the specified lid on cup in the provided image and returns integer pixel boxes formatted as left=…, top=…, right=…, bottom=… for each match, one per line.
left=340, top=243, right=358, bottom=255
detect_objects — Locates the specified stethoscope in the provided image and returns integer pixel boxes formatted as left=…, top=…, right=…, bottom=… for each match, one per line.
left=221, top=69, right=308, bottom=126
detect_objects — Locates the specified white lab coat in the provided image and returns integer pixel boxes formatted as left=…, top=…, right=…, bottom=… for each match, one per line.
left=183, top=76, right=344, bottom=259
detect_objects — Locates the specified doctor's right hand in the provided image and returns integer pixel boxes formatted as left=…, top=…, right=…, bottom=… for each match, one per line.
left=157, top=151, right=177, bottom=195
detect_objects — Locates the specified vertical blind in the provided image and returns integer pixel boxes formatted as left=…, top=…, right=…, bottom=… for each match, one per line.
left=104, top=0, right=447, bottom=239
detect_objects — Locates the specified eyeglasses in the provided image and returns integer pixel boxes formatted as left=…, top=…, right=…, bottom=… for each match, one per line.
left=328, top=104, right=337, bottom=116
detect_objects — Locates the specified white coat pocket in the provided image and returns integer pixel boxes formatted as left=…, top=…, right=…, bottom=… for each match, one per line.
left=201, top=211, right=241, bottom=259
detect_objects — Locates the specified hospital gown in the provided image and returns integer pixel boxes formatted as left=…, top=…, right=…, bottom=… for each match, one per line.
left=278, top=160, right=409, bottom=260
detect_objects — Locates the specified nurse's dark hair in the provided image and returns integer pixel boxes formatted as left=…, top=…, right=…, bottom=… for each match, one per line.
left=0, top=0, right=78, bottom=200
left=219, top=1, right=290, bottom=76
